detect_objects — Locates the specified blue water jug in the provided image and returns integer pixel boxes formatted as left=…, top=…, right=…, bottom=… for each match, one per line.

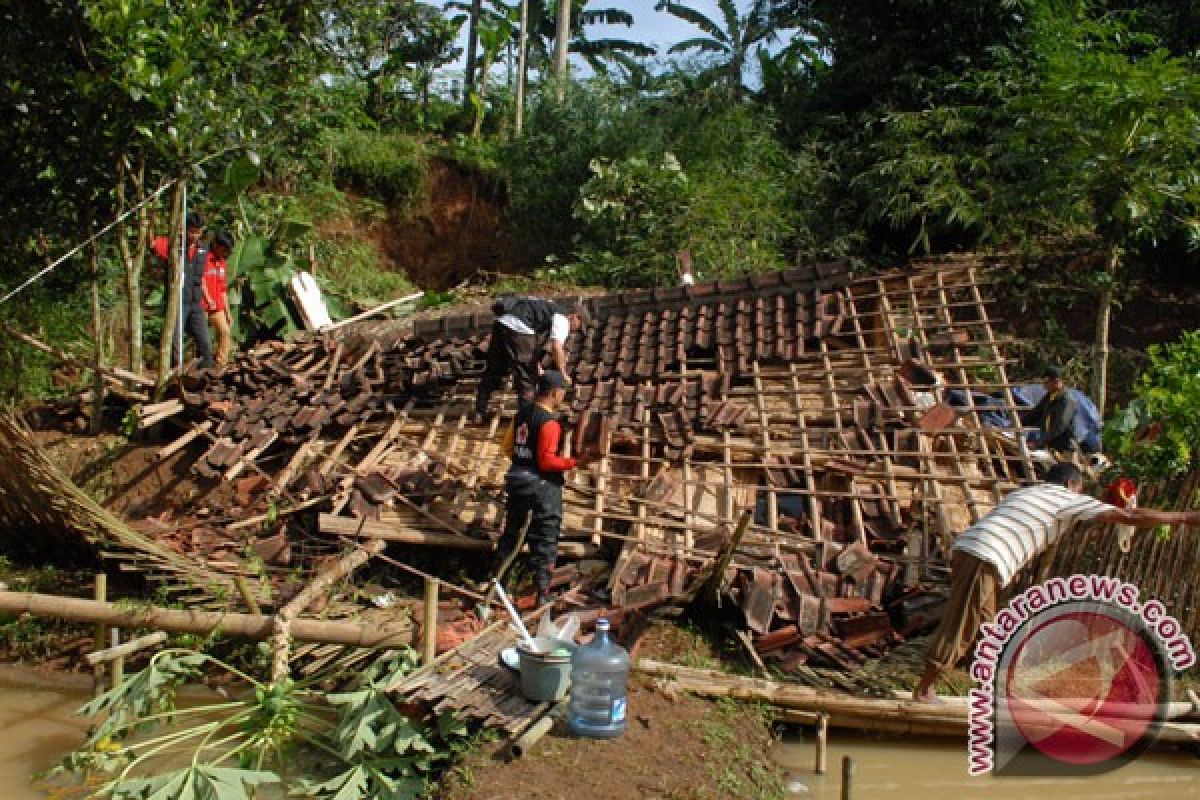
left=568, top=618, right=630, bottom=738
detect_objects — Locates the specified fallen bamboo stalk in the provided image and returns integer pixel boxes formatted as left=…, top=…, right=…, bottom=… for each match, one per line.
left=85, top=631, right=169, bottom=666
left=270, top=533, right=385, bottom=682
left=511, top=700, right=564, bottom=758
left=2, top=323, right=154, bottom=388
left=0, top=591, right=413, bottom=648
left=227, top=496, right=326, bottom=531
left=640, top=659, right=1200, bottom=743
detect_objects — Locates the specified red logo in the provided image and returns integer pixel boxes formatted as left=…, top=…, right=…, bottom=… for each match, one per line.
left=993, top=603, right=1169, bottom=775
left=515, top=422, right=529, bottom=446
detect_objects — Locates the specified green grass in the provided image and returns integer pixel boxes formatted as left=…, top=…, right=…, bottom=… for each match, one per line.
left=698, top=697, right=785, bottom=800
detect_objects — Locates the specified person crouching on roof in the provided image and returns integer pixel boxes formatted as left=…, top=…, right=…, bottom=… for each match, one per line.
left=496, top=370, right=596, bottom=605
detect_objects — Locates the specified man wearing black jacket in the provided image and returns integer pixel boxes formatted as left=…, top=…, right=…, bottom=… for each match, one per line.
left=1021, top=366, right=1078, bottom=452
left=150, top=211, right=212, bottom=368
left=473, top=295, right=589, bottom=420
left=496, top=371, right=596, bottom=603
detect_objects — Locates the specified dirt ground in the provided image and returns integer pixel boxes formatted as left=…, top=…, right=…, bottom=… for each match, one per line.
left=437, top=624, right=786, bottom=800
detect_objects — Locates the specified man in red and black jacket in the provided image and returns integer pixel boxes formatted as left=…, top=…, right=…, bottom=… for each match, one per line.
left=497, top=370, right=595, bottom=604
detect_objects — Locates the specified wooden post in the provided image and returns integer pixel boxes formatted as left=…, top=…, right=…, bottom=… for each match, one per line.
left=92, top=573, right=107, bottom=691
left=422, top=577, right=439, bottom=665
left=815, top=713, right=828, bottom=775
left=110, top=628, right=124, bottom=689
left=841, top=755, right=855, bottom=800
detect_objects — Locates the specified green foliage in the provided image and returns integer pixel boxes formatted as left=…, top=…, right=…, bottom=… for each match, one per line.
left=574, top=153, right=690, bottom=286
left=60, top=647, right=467, bottom=800
left=1104, top=330, right=1200, bottom=480
left=509, top=82, right=812, bottom=287
left=997, top=8, right=1200, bottom=251
left=329, top=130, right=428, bottom=205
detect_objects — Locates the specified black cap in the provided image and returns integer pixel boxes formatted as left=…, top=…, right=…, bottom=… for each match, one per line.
left=1042, top=366, right=1062, bottom=381
left=537, top=370, right=567, bottom=393
left=213, top=230, right=234, bottom=250
left=185, top=211, right=206, bottom=230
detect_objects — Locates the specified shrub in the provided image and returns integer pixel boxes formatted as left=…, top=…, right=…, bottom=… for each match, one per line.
left=509, top=81, right=815, bottom=288
left=328, top=129, right=427, bottom=205
left=1104, top=330, right=1200, bottom=480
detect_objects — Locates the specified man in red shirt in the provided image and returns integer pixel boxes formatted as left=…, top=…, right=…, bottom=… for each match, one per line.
left=150, top=211, right=212, bottom=368
left=205, top=231, right=234, bottom=367
left=497, top=370, right=595, bottom=604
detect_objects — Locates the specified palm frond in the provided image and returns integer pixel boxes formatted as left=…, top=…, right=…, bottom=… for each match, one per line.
left=662, top=3, right=729, bottom=44
left=579, top=8, right=635, bottom=27
left=577, top=37, right=658, bottom=58
left=667, top=36, right=728, bottom=56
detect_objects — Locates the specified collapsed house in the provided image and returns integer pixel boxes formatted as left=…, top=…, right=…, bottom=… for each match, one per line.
left=2, top=255, right=1048, bottom=731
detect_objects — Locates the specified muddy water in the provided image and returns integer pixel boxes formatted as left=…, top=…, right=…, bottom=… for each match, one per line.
left=773, top=731, right=1200, bottom=799
left=0, top=665, right=93, bottom=799
left=2, top=663, right=1196, bottom=799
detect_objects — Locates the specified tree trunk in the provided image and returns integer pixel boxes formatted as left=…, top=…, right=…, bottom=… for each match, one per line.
left=1092, top=243, right=1121, bottom=416
left=88, top=233, right=104, bottom=435
left=515, top=0, right=529, bottom=137
left=553, top=0, right=572, bottom=101
left=155, top=180, right=185, bottom=398
left=472, top=52, right=495, bottom=139
left=464, top=0, right=483, bottom=102
left=115, top=158, right=147, bottom=375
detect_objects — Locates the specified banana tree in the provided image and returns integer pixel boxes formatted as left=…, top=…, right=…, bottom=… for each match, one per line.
left=660, top=0, right=779, bottom=99
left=472, top=12, right=517, bottom=138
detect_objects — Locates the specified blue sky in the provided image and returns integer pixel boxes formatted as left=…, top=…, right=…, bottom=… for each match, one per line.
left=590, top=0, right=727, bottom=53
left=450, top=0, right=735, bottom=70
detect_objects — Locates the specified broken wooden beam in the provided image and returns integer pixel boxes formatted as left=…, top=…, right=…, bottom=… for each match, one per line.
left=319, top=514, right=493, bottom=550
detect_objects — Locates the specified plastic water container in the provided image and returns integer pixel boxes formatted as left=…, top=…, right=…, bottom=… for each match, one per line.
left=568, top=618, right=629, bottom=739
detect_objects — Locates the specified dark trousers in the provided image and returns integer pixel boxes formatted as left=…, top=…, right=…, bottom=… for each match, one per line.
left=475, top=321, right=542, bottom=414
left=498, top=481, right=563, bottom=595
left=173, top=301, right=213, bottom=368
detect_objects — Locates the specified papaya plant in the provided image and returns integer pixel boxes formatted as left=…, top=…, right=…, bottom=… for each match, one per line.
left=57, top=647, right=467, bottom=800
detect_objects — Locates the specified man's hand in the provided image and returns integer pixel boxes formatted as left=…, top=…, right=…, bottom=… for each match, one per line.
left=576, top=449, right=599, bottom=468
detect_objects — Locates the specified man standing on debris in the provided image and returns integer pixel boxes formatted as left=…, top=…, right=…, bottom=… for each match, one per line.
left=473, top=296, right=589, bottom=422
left=150, top=211, right=213, bottom=368
left=204, top=231, right=235, bottom=368
left=1020, top=366, right=1078, bottom=452
left=914, top=462, right=1200, bottom=702
left=496, top=370, right=595, bottom=605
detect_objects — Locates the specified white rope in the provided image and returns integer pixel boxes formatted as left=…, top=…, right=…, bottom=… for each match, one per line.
left=0, top=180, right=176, bottom=307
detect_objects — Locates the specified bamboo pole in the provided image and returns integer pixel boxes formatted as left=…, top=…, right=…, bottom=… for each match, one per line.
left=86, top=631, right=169, bottom=666
left=815, top=713, right=828, bottom=774
left=270, top=537, right=386, bottom=681
left=0, top=591, right=413, bottom=648
left=92, top=573, right=107, bottom=691
left=422, top=577, right=439, bottom=665
left=320, top=291, right=424, bottom=332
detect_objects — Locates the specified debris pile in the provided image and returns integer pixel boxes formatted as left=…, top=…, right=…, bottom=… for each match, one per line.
left=3, top=255, right=1039, bottom=721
